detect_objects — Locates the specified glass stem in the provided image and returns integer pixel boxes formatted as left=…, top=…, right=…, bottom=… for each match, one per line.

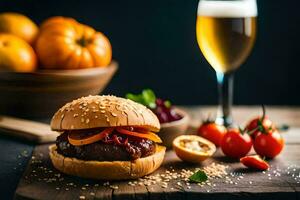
left=216, top=72, right=234, bottom=127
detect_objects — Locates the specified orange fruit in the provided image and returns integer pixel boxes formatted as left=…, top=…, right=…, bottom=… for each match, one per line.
left=0, top=12, right=38, bottom=45
left=173, top=135, right=216, bottom=163
left=35, top=16, right=112, bottom=69
left=0, top=33, right=37, bottom=72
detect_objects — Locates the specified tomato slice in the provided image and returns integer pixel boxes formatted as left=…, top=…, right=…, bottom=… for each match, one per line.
left=240, top=155, right=269, bottom=171
left=68, top=128, right=114, bottom=146
left=116, top=128, right=162, bottom=143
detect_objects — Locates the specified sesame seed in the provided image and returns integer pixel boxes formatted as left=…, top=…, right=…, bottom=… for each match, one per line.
left=86, top=119, right=90, bottom=124
left=79, top=196, right=85, bottom=200
left=73, top=114, right=78, bottom=118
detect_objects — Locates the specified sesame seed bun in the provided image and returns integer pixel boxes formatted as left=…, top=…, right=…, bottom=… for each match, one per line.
left=50, top=95, right=160, bottom=132
left=49, top=144, right=166, bottom=180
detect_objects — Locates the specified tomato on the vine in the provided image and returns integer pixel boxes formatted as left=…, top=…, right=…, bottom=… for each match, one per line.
left=246, top=116, right=274, bottom=139
left=254, top=129, right=284, bottom=158
left=245, top=106, right=275, bottom=140
left=221, top=129, right=252, bottom=158
left=197, top=122, right=226, bottom=146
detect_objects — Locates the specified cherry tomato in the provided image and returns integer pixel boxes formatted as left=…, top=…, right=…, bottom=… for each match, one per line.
left=221, top=129, right=252, bottom=158
left=197, top=122, right=226, bottom=146
left=240, top=155, right=269, bottom=171
left=253, top=129, right=284, bottom=158
left=245, top=116, right=274, bottom=139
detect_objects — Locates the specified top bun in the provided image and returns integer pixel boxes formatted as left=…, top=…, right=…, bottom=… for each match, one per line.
left=51, top=95, right=160, bottom=132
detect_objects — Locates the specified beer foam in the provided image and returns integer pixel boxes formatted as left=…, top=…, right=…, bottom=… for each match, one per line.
left=198, top=0, right=257, bottom=17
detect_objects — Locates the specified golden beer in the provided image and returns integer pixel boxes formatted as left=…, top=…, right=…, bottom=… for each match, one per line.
left=196, top=2, right=257, bottom=73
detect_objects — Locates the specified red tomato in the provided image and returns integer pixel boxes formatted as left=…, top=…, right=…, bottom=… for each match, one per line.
left=240, top=155, right=269, bottom=171
left=221, top=129, right=252, bottom=158
left=197, top=122, right=226, bottom=146
left=253, top=129, right=284, bottom=158
left=245, top=116, right=274, bottom=139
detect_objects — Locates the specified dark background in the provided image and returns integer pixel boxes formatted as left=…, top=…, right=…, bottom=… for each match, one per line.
left=1, top=0, right=299, bottom=105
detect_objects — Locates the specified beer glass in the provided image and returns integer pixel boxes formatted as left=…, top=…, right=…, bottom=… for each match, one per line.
left=196, top=0, right=257, bottom=126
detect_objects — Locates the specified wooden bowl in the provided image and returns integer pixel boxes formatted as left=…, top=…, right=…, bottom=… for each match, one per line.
left=0, top=62, right=118, bottom=119
left=157, top=108, right=190, bottom=149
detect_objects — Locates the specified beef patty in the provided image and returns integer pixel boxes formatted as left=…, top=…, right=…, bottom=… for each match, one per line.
left=56, top=131, right=156, bottom=161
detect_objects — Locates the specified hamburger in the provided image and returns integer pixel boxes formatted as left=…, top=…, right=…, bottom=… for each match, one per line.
left=49, top=95, right=166, bottom=180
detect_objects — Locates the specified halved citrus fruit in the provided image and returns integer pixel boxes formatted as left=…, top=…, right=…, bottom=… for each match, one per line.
left=173, top=135, right=216, bottom=163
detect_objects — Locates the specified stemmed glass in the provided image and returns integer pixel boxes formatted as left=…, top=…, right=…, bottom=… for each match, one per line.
left=196, top=0, right=257, bottom=126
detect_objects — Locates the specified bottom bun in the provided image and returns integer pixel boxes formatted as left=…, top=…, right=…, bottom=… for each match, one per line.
left=49, top=144, right=166, bottom=180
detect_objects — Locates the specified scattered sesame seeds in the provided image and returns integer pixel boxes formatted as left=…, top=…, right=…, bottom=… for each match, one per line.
left=79, top=196, right=85, bottom=199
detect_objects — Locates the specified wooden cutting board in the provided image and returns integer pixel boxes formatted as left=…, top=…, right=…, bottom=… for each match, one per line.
left=14, top=129, right=300, bottom=200
left=0, top=115, right=58, bottom=143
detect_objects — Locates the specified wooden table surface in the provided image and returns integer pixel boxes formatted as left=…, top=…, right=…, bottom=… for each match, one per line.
left=14, top=106, right=300, bottom=200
